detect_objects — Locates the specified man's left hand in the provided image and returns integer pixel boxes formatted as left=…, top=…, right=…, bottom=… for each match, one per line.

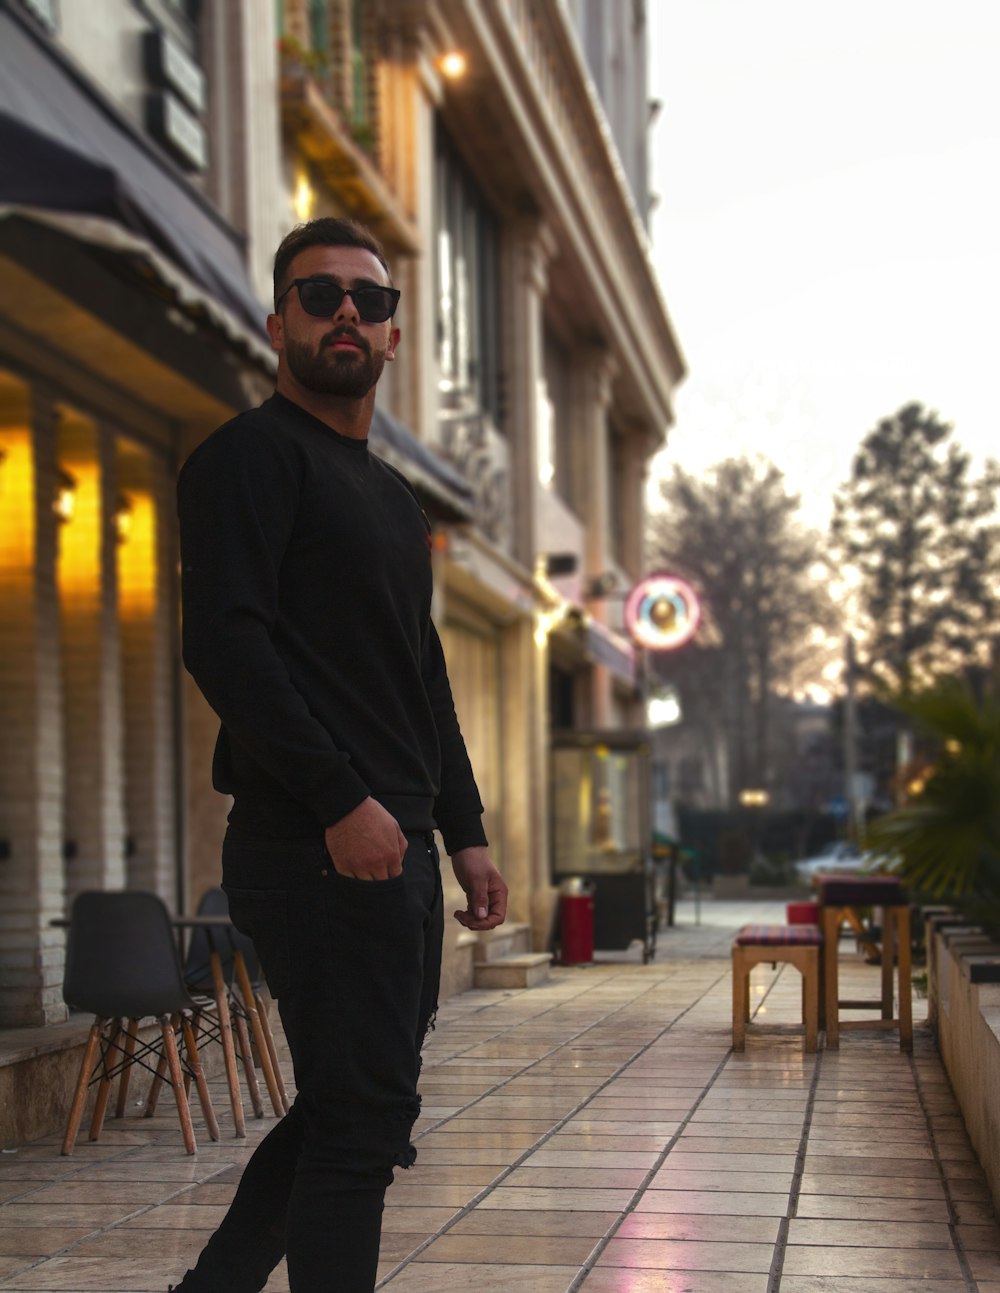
left=451, top=847, right=507, bottom=930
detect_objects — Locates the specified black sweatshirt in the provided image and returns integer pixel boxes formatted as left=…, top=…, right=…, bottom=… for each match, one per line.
left=177, top=392, right=487, bottom=855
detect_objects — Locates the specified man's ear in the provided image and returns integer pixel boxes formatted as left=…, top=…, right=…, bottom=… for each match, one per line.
left=386, top=325, right=401, bottom=362
left=266, top=312, right=284, bottom=353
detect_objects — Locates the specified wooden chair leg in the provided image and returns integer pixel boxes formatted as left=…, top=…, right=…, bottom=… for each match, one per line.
left=207, top=953, right=246, bottom=1137
left=161, top=1015, right=197, bottom=1155
left=234, top=952, right=284, bottom=1116
left=88, top=1018, right=122, bottom=1142
left=142, top=1008, right=177, bottom=1122
left=115, top=1020, right=138, bottom=1118
left=233, top=1009, right=265, bottom=1119
left=181, top=1015, right=220, bottom=1142
left=145, top=1048, right=168, bottom=1118
left=255, top=992, right=289, bottom=1114
left=62, top=1018, right=103, bottom=1155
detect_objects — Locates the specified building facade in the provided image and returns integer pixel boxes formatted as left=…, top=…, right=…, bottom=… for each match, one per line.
left=0, top=0, right=683, bottom=1046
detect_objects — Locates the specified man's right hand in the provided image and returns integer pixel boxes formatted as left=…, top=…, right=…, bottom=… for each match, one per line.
left=324, top=797, right=407, bottom=880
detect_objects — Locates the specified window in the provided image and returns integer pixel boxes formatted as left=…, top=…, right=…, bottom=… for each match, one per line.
left=609, top=426, right=626, bottom=564
left=433, top=125, right=501, bottom=425
left=349, top=0, right=368, bottom=129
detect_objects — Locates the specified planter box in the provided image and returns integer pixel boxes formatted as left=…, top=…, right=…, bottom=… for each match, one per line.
left=928, top=917, right=1000, bottom=1216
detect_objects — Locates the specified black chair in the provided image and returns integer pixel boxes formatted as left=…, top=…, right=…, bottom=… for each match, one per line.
left=61, top=890, right=220, bottom=1155
left=184, top=887, right=289, bottom=1119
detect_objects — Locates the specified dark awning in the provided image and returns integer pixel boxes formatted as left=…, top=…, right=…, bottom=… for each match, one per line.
left=0, top=5, right=474, bottom=514
left=0, top=4, right=267, bottom=343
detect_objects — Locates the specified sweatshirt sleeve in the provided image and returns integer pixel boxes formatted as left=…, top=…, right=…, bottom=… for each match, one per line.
left=177, top=418, right=370, bottom=827
left=421, top=620, right=489, bottom=855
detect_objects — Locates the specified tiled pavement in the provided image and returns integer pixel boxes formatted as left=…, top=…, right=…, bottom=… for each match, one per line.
left=2, top=899, right=999, bottom=1292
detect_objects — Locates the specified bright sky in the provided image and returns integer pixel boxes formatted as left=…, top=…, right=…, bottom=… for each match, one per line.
left=647, top=0, right=1000, bottom=527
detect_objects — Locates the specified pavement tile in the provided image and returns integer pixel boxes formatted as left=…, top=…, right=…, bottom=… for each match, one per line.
left=3, top=901, right=996, bottom=1293
left=581, top=1274, right=768, bottom=1292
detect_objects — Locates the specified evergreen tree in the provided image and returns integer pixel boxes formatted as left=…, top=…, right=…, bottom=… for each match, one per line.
left=831, top=403, right=1000, bottom=694
left=648, top=456, right=835, bottom=807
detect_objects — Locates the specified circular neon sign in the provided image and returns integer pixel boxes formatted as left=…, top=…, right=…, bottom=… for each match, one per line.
left=624, top=573, right=701, bottom=651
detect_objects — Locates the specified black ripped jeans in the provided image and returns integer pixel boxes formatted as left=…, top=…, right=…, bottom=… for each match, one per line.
left=173, top=827, right=443, bottom=1293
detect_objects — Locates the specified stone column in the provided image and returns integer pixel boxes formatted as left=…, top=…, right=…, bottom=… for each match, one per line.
left=618, top=421, right=656, bottom=579
left=118, top=445, right=177, bottom=908
left=204, top=0, right=286, bottom=304
left=503, top=217, right=557, bottom=572
left=568, top=346, right=617, bottom=728
left=500, top=612, right=553, bottom=944
left=0, top=385, right=67, bottom=1025
left=59, top=414, right=126, bottom=900
left=378, top=7, right=437, bottom=439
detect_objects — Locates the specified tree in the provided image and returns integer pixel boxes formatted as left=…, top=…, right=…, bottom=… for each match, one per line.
left=831, top=403, right=1000, bottom=695
left=865, top=679, right=1000, bottom=938
left=648, top=456, right=836, bottom=808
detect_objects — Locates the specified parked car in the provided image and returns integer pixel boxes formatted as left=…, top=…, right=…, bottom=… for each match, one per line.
left=793, top=840, right=870, bottom=882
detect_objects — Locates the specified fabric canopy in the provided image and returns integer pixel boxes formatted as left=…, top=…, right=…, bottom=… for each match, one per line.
left=0, top=4, right=266, bottom=338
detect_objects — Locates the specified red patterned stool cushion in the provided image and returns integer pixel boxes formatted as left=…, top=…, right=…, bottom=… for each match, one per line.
left=735, top=923, right=823, bottom=946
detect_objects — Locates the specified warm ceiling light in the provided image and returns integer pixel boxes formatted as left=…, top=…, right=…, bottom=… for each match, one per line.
left=114, top=494, right=134, bottom=545
left=439, top=51, right=467, bottom=79
left=293, top=170, right=316, bottom=223
left=54, top=468, right=77, bottom=524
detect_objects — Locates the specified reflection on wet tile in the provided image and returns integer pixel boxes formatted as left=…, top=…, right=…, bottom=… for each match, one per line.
left=617, top=1213, right=779, bottom=1243
left=415, top=1233, right=595, bottom=1265
left=478, top=1186, right=635, bottom=1212
left=581, top=1271, right=768, bottom=1293
left=635, top=1189, right=789, bottom=1217
left=597, top=1237, right=774, bottom=1272
left=449, top=1208, right=616, bottom=1238
left=377, top=1263, right=579, bottom=1291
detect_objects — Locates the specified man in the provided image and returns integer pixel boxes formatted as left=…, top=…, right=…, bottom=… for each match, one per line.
left=171, top=217, right=507, bottom=1293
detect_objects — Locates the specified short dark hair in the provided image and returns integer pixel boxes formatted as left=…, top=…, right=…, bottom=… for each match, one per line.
left=272, top=218, right=392, bottom=308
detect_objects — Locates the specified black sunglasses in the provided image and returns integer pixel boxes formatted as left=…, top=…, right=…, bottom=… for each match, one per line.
left=275, top=277, right=400, bottom=323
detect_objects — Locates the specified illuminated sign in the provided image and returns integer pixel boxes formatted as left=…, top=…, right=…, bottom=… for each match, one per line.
left=624, top=573, right=700, bottom=651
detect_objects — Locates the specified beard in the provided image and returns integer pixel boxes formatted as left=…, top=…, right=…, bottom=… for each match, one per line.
left=283, top=329, right=387, bottom=399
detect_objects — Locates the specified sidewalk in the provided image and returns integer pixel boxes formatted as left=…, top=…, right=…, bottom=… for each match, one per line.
left=1, top=900, right=998, bottom=1292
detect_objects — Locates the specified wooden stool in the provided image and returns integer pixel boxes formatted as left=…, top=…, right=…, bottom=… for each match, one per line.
left=819, top=875, right=912, bottom=1051
left=732, top=923, right=823, bottom=1053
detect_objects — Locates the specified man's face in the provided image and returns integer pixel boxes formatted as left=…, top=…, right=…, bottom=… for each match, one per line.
left=267, top=244, right=399, bottom=399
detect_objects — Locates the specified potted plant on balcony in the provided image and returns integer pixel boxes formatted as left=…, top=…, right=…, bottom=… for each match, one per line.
left=277, top=34, right=327, bottom=83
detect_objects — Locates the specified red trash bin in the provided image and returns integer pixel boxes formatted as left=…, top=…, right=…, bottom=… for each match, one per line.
left=559, top=878, right=594, bottom=965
